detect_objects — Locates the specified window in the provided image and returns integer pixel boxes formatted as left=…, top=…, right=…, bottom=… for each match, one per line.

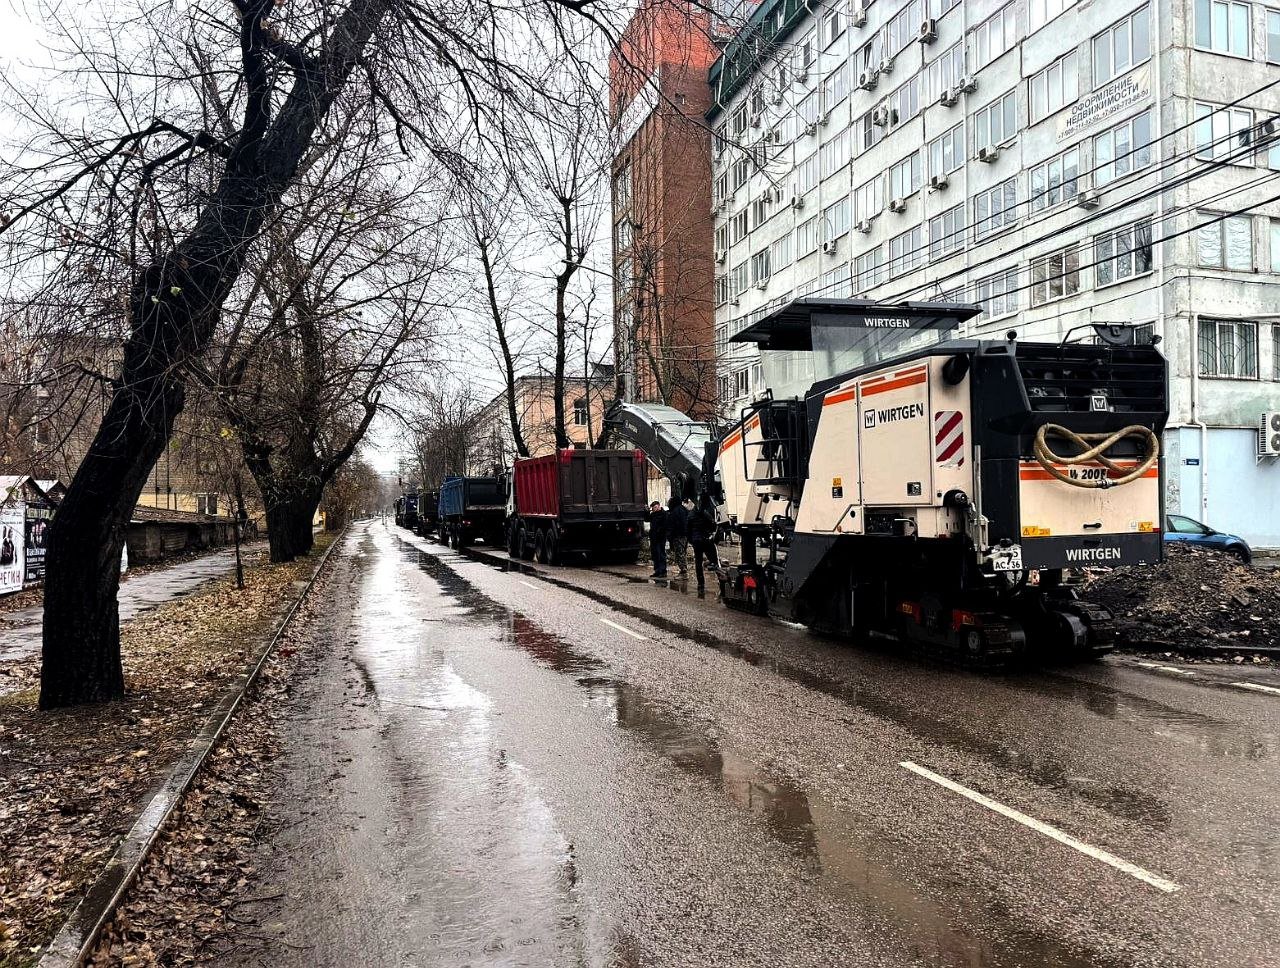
left=196, top=494, right=218, bottom=516
left=718, top=374, right=730, bottom=403
left=1198, top=318, right=1258, bottom=377
left=715, top=275, right=731, bottom=307
left=1093, top=5, right=1151, bottom=88
left=1272, top=218, right=1280, bottom=272
left=797, top=33, right=815, bottom=76
left=856, top=110, right=885, bottom=153
left=973, top=178, right=1018, bottom=238
left=820, top=127, right=852, bottom=180
left=1274, top=325, right=1280, bottom=380
left=713, top=173, right=729, bottom=206
left=750, top=86, right=766, bottom=118
left=751, top=248, right=771, bottom=286
left=973, top=89, right=1018, bottom=149
left=929, top=204, right=965, bottom=260
left=732, top=106, right=748, bottom=137
left=732, top=260, right=749, bottom=296
left=972, top=4, right=1017, bottom=72
left=823, top=7, right=844, bottom=47
left=823, top=198, right=851, bottom=243
left=715, top=224, right=729, bottom=253
left=1268, top=9, right=1280, bottom=63
left=732, top=155, right=750, bottom=189
left=1030, top=146, right=1081, bottom=210
left=856, top=35, right=883, bottom=73
left=613, top=166, right=631, bottom=214
left=797, top=215, right=820, bottom=255
left=1031, top=246, right=1082, bottom=305
left=1196, top=213, right=1253, bottom=269
left=1194, top=102, right=1254, bottom=162
left=928, top=123, right=965, bottom=176
left=932, top=0, right=960, bottom=15
left=770, top=233, right=792, bottom=271
left=924, top=44, right=966, bottom=103
left=799, top=92, right=819, bottom=129
left=573, top=398, right=589, bottom=426
left=889, top=226, right=925, bottom=277
left=886, top=75, right=922, bottom=129
left=885, top=1, right=924, bottom=58
left=974, top=267, right=1020, bottom=317
left=825, top=61, right=852, bottom=105
left=751, top=362, right=764, bottom=391
left=1029, top=0, right=1075, bottom=32
left=1195, top=0, right=1250, bottom=56
left=855, top=247, right=886, bottom=291
left=1095, top=218, right=1153, bottom=286
left=889, top=151, right=923, bottom=200
left=820, top=263, right=853, bottom=297
left=797, top=152, right=820, bottom=195
left=1168, top=513, right=1212, bottom=534
left=855, top=174, right=886, bottom=222
left=615, top=218, right=633, bottom=251
left=734, top=368, right=750, bottom=398
left=1095, top=110, right=1154, bottom=183
left=715, top=323, right=728, bottom=356
left=1029, top=51, right=1078, bottom=124
left=752, top=193, right=770, bottom=230
left=731, top=209, right=749, bottom=244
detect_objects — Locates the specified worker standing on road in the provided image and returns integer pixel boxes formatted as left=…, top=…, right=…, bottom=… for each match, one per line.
left=647, top=501, right=669, bottom=579
left=667, top=497, right=689, bottom=577
left=687, top=498, right=719, bottom=589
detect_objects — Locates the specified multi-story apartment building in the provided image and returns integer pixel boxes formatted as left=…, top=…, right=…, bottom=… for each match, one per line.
left=610, top=0, right=721, bottom=420
left=708, top=0, right=1280, bottom=545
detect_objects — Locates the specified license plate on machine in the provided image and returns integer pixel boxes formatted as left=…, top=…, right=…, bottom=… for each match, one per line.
left=992, top=549, right=1023, bottom=572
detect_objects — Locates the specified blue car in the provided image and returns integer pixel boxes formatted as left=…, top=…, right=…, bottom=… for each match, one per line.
left=1164, top=514, right=1252, bottom=564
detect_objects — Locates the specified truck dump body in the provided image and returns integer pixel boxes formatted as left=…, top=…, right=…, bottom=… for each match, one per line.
left=509, top=450, right=647, bottom=564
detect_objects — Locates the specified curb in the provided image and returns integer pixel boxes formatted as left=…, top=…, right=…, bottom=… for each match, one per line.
left=37, top=529, right=347, bottom=968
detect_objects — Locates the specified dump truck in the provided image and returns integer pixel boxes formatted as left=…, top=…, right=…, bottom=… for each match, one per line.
left=438, top=475, right=507, bottom=548
left=415, top=489, right=440, bottom=537
left=705, top=297, right=1168, bottom=662
left=393, top=492, right=419, bottom=530
left=507, top=449, right=647, bottom=565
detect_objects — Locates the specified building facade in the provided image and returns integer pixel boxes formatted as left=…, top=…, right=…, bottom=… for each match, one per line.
left=610, top=0, right=722, bottom=420
left=708, top=0, right=1280, bottom=545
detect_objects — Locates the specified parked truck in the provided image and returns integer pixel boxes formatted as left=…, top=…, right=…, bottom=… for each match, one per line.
left=507, top=449, right=647, bottom=565
left=415, top=489, right=440, bottom=537
left=438, top=476, right=507, bottom=548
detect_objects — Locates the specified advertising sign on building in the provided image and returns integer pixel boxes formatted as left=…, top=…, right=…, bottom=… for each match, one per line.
left=0, top=501, right=25, bottom=596
left=1058, top=66, right=1151, bottom=142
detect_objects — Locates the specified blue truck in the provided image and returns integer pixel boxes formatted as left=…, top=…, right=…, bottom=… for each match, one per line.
left=438, top=475, right=507, bottom=548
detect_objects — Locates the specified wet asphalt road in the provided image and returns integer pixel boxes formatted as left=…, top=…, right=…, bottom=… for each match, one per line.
left=238, top=520, right=1279, bottom=968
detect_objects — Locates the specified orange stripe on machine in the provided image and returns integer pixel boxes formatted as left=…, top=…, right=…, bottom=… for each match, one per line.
left=861, top=373, right=927, bottom=397
left=1018, top=461, right=1158, bottom=481
left=719, top=415, right=760, bottom=453
left=823, top=386, right=858, bottom=407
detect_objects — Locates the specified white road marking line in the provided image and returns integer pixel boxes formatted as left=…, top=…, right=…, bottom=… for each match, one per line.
left=899, top=761, right=1180, bottom=894
left=1230, top=681, right=1280, bottom=696
left=1136, top=662, right=1196, bottom=676
left=517, top=580, right=538, bottom=590
left=600, top=617, right=648, bottom=641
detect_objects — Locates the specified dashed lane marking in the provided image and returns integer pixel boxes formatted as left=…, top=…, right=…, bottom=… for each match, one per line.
left=600, top=617, right=648, bottom=641
left=1230, top=681, right=1280, bottom=696
left=899, top=761, right=1181, bottom=894
left=1136, top=662, right=1196, bottom=677
left=518, top=580, right=538, bottom=590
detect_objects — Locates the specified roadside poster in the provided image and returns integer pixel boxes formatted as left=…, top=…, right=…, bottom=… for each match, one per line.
left=0, top=501, right=26, bottom=595
left=24, top=505, right=52, bottom=582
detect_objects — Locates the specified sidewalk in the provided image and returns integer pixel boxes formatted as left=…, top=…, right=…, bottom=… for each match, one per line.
left=0, top=546, right=253, bottom=666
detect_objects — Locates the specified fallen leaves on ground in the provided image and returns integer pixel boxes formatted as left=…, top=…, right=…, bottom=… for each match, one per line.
left=0, top=536, right=333, bottom=967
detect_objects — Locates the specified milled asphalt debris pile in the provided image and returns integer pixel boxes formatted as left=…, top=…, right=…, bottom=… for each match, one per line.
left=1086, top=545, right=1280, bottom=655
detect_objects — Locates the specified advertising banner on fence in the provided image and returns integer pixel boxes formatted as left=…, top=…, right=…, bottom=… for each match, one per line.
left=24, top=504, right=51, bottom=583
left=0, top=501, right=26, bottom=596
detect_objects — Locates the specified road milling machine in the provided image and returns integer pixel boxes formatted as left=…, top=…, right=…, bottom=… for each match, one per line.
left=707, top=298, right=1168, bottom=661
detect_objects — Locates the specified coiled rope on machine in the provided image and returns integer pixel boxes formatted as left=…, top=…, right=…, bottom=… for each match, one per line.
left=1032, top=423, right=1161, bottom=489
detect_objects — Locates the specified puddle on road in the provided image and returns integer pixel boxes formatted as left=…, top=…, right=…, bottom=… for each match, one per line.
left=401, top=535, right=1114, bottom=968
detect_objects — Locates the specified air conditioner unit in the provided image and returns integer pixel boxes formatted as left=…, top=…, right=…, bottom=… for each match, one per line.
left=977, top=144, right=1000, bottom=163
left=858, top=69, right=880, bottom=91
left=929, top=173, right=948, bottom=190
left=730, top=296, right=740, bottom=306
left=958, top=74, right=977, bottom=93
left=822, top=239, right=839, bottom=255
left=771, top=90, right=784, bottom=106
left=851, top=3, right=867, bottom=27
left=715, top=248, right=727, bottom=264
left=855, top=218, right=873, bottom=234
left=872, top=106, right=891, bottom=127
left=1075, top=188, right=1100, bottom=209
left=755, top=281, right=768, bottom=291
left=918, top=18, right=938, bottom=43
left=888, top=196, right=907, bottom=213
left=818, top=110, right=831, bottom=127
left=1259, top=411, right=1280, bottom=456
left=750, top=113, right=762, bottom=129
left=939, top=87, right=959, bottom=107
left=790, top=194, right=805, bottom=210
left=879, top=56, right=895, bottom=75
left=796, top=64, right=810, bottom=83
left=1261, top=116, right=1279, bottom=138
left=803, top=121, right=819, bottom=136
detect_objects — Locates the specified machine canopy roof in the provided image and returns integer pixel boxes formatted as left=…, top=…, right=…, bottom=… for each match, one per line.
left=730, top=299, right=983, bottom=352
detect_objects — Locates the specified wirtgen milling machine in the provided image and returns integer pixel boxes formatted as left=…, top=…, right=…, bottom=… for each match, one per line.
left=707, top=299, right=1168, bottom=662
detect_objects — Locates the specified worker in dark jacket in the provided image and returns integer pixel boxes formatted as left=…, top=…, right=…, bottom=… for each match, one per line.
left=667, top=497, right=689, bottom=576
left=686, top=498, right=719, bottom=589
left=647, top=501, right=668, bottom=578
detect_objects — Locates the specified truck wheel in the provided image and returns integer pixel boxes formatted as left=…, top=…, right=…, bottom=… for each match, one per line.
left=507, top=524, right=520, bottom=557
left=534, top=530, right=548, bottom=564
left=545, top=529, right=560, bottom=566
